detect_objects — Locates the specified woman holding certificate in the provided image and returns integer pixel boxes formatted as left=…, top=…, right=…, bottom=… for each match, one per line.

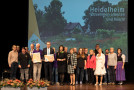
left=56, top=45, right=67, bottom=86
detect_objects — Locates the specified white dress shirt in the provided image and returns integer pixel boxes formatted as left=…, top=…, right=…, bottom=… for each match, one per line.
left=47, top=48, right=50, bottom=55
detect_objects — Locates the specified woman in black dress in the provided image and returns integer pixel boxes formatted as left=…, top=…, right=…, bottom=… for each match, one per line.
left=56, top=45, right=67, bottom=85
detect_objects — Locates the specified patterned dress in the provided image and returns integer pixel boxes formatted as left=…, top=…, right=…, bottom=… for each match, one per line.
left=67, top=53, right=77, bottom=74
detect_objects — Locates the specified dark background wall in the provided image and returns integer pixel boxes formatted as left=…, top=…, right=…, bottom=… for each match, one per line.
left=0, top=0, right=133, bottom=82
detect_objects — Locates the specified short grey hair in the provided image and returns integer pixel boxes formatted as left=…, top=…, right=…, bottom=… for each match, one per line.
left=36, top=43, right=40, bottom=47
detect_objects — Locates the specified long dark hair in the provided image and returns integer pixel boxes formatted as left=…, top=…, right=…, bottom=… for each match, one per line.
left=77, top=48, right=85, bottom=59
left=58, top=45, right=64, bottom=52
left=117, top=48, right=122, bottom=54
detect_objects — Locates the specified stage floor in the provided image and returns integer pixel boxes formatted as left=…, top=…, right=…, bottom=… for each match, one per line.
left=47, top=83, right=134, bottom=90
left=6, top=83, right=133, bottom=90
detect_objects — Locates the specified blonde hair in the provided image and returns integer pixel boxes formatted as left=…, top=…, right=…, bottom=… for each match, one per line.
left=89, top=49, right=94, bottom=52
left=98, top=48, right=102, bottom=51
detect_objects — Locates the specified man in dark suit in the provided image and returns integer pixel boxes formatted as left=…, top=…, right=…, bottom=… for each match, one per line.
left=42, top=42, right=54, bottom=84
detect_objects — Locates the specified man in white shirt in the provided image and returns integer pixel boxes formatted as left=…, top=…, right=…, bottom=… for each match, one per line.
left=8, top=45, right=18, bottom=80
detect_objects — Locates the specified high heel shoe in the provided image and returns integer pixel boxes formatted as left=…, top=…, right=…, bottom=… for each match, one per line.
left=95, top=82, right=98, bottom=86
left=70, top=83, right=73, bottom=85
left=99, top=82, right=102, bottom=86
left=72, top=83, right=75, bottom=86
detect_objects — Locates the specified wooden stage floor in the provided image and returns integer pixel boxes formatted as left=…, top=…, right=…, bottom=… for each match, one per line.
left=47, top=83, right=134, bottom=90
left=1, top=83, right=133, bottom=90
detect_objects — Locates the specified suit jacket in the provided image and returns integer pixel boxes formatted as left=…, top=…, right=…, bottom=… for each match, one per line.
left=42, top=47, right=54, bottom=56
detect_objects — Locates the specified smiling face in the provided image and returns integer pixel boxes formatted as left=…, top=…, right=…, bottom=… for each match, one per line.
left=89, top=50, right=93, bottom=55
left=117, top=49, right=122, bottom=54
left=59, top=46, right=63, bottom=51
left=98, top=48, right=102, bottom=54
left=70, top=49, right=74, bottom=54
left=73, top=48, right=77, bottom=53
left=79, top=48, right=83, bottom=54
left=85, top=48, right=88, bottom=54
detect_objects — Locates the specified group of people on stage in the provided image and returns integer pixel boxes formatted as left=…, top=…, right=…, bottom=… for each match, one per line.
left=8, top=42, right=126, bottom=86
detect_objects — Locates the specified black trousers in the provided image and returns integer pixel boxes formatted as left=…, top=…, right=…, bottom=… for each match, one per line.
left=44, top=62, right=53, bottom=82
left=109, top=66, right=116, bottom=83
left=87, top=68, right=94, bottom=84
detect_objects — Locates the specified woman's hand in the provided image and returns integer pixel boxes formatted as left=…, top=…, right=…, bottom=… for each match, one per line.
left=84, top=66, right=87, bottom=69
left=93, top=68, right=95, bottom=71
left=74, top=66, right=76, bottom=69
left=114, top=66, right=116, bottom=69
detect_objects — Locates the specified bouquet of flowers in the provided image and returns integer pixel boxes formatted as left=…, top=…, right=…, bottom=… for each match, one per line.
left=26, top=79, right=50, bottom=89
left=0, top=79, right=24, bottom=88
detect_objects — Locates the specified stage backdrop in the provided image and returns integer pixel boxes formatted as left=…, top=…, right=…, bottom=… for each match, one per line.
left=28, top=0, right=128, bottom=61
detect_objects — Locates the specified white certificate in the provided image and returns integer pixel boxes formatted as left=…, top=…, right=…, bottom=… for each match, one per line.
left=44, top=54, right=54, bottom=62
left=33, top=53, right=41, bottom=63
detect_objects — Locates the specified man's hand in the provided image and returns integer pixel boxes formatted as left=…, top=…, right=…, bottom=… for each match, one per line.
left=18, top=65, right=21, bottom=68
left=122, top=66, right=124, bottom=69
left=9, top=65, right=11, bottom=68
left=28, top=65, right=30, bottom=68
left=58, top=59, right=63, bottom=61
left=57, top=59, right=61, bottom=61
left=107, top=65, right=109, bottom=69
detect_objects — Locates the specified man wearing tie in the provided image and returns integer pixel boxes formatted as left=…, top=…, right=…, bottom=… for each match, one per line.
left=43, top=42, right=54, bottom=85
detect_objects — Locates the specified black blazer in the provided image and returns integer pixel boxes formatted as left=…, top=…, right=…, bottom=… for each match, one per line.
left=43, top=47, right=54, bottom=55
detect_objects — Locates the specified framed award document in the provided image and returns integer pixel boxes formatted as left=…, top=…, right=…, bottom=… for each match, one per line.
left=33, top=53, right=41, bottom=63
left=44, top=54, right=54, bottom=62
